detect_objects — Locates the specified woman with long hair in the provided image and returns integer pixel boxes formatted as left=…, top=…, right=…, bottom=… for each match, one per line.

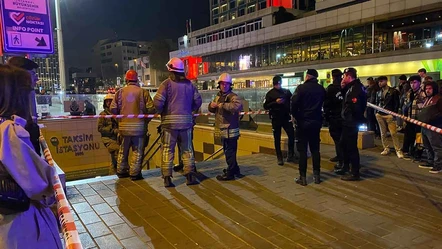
left=0, top=65, right=62, bottom=248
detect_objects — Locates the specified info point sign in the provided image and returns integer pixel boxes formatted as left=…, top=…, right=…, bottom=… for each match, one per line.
left=0, top=0, right=54, bottom=54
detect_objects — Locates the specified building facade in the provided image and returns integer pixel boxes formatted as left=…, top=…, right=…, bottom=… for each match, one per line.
left=128, top=57, right=169, bottom=87
left=209, top=0, right=315, bottom=25
left=172, top=0, right=442, bottom=90
left=91, top=39, right=152, bottom=84
left=33, top=33, right=60, bottom=92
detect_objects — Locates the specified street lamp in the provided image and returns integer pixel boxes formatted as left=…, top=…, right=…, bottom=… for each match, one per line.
left=54, top=0, right=66, bottom=93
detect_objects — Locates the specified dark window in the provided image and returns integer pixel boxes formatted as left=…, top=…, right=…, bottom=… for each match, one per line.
left=259, top=1, right=266, bottom=10
left=229, top=1, right=235, bottom=9
left=238, top=8, right=245, bottom=16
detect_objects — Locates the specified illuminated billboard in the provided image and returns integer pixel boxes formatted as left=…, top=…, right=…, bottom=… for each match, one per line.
left=267, top=0, right=292, bottom=8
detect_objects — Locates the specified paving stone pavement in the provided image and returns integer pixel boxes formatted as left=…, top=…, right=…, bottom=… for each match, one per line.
left=66, top=144, right=442, bottom=249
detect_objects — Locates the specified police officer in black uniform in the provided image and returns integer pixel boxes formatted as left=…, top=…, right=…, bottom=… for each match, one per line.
left=335, top=68, right=367, bottom=181
left=323, top=69, right=344, bottom=169
left=291, top=69, right=326, bottom=186
left=264, top=76, right=296, bottom=165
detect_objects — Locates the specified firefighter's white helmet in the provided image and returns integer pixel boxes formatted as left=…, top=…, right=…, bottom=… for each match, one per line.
left=218, top=73, right=233, bottom=84
left=166, top=57, right=185, bottom=73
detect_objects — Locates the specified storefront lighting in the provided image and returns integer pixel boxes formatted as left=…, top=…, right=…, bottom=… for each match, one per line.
left=425, top=42, right=433, bottom=48
left=276, top=54, right=281, bottom=58
left=437, top=34, right=442, bottom=39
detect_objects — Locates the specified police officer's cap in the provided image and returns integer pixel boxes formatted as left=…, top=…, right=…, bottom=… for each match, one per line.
left=344, top=67, right=357, bottom=78
left=306, top=69, right=318, bottom=78
left=273, top=76, right=282, bottom=85
left=8, top=56, right=39, bottom=70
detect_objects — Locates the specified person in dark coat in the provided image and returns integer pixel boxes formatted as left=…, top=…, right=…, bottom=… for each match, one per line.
left=263, top=76, right=296, bottom=166
left=323, top=69, right=343, bottom=168
left=366, top=77, right=380, bottom=137
left=291, top=69, right=326, bottom=186
left=335, top=68, right=367, bottom=181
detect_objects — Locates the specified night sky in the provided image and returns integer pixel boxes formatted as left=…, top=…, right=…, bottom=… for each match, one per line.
left=54, top=0, right=209, bottom=69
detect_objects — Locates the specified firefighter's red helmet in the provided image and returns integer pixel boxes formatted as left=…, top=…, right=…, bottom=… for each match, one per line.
left=125, top=70, right=138, bottom=82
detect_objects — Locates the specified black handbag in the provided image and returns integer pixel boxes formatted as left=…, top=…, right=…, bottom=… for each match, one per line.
left=0, top=172, right=31, bottom=215
left=0, top=118, right=31, bottom=215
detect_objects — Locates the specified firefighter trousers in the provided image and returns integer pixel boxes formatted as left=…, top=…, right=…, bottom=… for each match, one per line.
left=117, top=135, right=145, bottom=177
left=161, top=128, right=195, bottom=177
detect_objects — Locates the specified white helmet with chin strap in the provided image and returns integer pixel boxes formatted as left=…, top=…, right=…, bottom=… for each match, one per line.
left=218, top=73, right=233, bottom=84
left=166, top=57, right=185, bottom=73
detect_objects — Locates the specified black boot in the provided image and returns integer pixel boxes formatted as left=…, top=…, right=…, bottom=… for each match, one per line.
left=173, top=164, right=184, bottom=173
left=186, top=173, right=199, bottom=185
left=334, top=166, right=349, bottom=175
left=277, top=153, right=284, bottom=166
left=330, top=156, right=339, bottom=162
left=341, top=174, right=360, bottom=181
left=216, top=172, right=235, bottom=181
left=313, top=171, right=321, bottom=184
left=334, top=162, right=343, bottom=170
left=130, top=173, right=143, bottom=181
left=117, top=172, right=130, bottom=179
left=295, top=176, right=307, bottom=186
left=286, top=152, right=296, bottom=163
left=164, top=176, right=175, bottom=187
left=223, top=168, right=244, bottom=178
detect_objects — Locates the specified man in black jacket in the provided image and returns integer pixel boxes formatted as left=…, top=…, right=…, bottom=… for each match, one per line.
left=264, top=76, right=296, bottom=165
left=335, top=68, right=367, bottom=181
left=291, top=69, right=326, bottom=186
left=375, top=76, right=403, bottom=158
left=323, top=69, right=343, bottom=168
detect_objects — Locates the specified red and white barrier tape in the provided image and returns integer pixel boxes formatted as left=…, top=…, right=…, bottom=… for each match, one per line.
left=37, top=110, right=270, bottom=120
left=367, top=103, right=442, bottom=134
left=39, top=132, right=83, bottom=249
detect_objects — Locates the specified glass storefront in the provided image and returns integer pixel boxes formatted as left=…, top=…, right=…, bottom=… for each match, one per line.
left=200, top=10, right=442, bottom=75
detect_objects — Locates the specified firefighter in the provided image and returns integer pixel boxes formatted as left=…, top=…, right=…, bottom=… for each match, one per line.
left=154, top=57, right=202, bottom=187
left=110, top=70, right=155, bottom=181
left=98, top=94, right=120, bottom=174
left=263, top=75, right=296, bottom=165
left=208, top=73, right=243, bottom=181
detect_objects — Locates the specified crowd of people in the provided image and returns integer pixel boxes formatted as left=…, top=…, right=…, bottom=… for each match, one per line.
left=1, top=54, right=442, bottom=247
left=264, top=67, right=442, bottom=185
left=98, top=57, right=243, bottom=187
left=98, top=60, right=442, bottom=189
left=365, top=68, right=442, bottom=174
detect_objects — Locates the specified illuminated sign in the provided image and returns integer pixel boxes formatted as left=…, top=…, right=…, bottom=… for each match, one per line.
left=0, top=0, right=54, bottom=54
left=267, top=0, right=292, bottom=8
left=239, top=55, right=251, bottom=70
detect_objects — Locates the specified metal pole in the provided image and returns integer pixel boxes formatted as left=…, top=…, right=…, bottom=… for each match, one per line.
left=55, top=0, right=67, bottom=93
left=372, top=22, right=375, bottom=54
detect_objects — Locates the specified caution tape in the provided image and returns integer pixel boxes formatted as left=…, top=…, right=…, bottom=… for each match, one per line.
left=39, top=131, right=83, bottom=249
left=367, top=103, right=442, bottom=134
left=37, top=110, right=270, bottom=120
